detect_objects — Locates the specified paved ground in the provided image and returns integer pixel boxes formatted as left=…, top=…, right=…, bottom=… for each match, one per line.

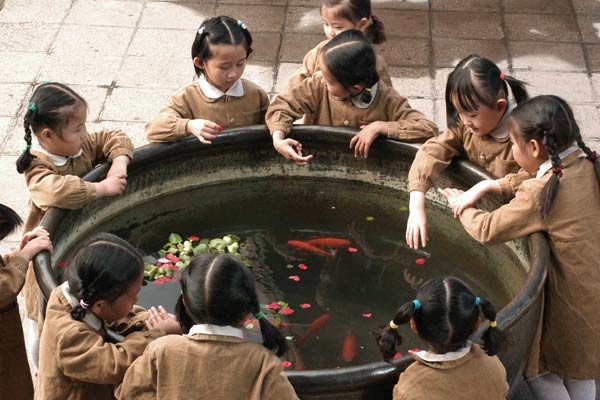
left=1, top=0, right=599, bottom=398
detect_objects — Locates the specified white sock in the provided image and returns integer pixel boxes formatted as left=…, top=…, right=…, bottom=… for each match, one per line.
left=527, top=373, right=570, bottom=400
left=26, top=318, right=40, bottom=373
left=564, top=379, right=596, bottom=400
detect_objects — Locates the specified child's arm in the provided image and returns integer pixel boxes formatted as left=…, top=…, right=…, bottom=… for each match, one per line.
left=261, top=357, right=300, bottom=400
left=441, top=179, right=503, bottom=218
left=88, top=129, right=134, bottom=166
left=496, top=169, right=533, bottom=200
left=114, top=346, right=158, bottom=400
left=383, top=94, right=438, bottom=142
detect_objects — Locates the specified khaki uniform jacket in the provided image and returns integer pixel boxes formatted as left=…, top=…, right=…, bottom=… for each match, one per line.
left=393, top=344, right=508, bottom=400
left=145, top=79, right=269, bottom=143
left=459, top=151, right=600, bottom=379
left=116, top=333, right=299, bottom=400
left=22, top=129, right=133, bottom=323
left=0, top=254, right=33, bottom=400
left=408, top=121, right=525, bottom=197
left=266, top=73, right=438, bottom=142
left=36, top=286, right=164, bottom=400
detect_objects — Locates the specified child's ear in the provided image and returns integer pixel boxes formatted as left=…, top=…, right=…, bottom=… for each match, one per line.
left=530, top=138, right=547, bottom=159
left=409, top=318, right=418, bottom=334
left=193, top=57, right=204, bottom=71
left=90, top=299, right=106, bottom=316
left=495, top=98, right=508, bottom=113
left=357, top=17, right=369, bottom=32
left=38, top=127, right=55, bottom=143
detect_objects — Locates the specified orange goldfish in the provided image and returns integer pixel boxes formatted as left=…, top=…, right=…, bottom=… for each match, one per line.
left=306, top=237, right=351, bottom=249
left=296, top=313, right=331, bottom=346
left=342, top=327, right=357, bottom=362
left=288, top=240, right=335, bottom=259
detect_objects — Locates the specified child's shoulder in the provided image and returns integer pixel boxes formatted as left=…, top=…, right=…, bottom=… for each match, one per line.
left=240, top=78, right=267, bottom=96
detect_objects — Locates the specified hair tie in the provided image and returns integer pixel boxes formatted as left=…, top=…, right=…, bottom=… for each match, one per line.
left=22, top=144, right=31, bottom=153
left=198, top=26, right=206, bottom=35
left=474, top=296, right=481, bottom=306
left=499, top=72, right=506, bottom=81
left=42, top=80, right=51, bottom=84
left=412, top=299, right=421, bottom=310
left=28, top=102, right=37, bottom=112
left=389, top=320, right=399, bottom=329
left=489, top=320, right=497, bottom=328
left=79, top=299, right=90, bottom=310
left=253, top=311, right=265, bottom=320
left=588, top=150, right=598, bottom=161
left=552, top=165, right=564, bottom=179
left=237, top=20, right=247, bottom=30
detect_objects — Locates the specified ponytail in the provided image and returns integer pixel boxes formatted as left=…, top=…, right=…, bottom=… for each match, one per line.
left=16, top=105, right=37, bottom=174
left=365, top=13, right=386, bottom=45
left=372, top=300, right=417, bottom=362
left=478, top=297, right=508, bottom=356
left=257, top=314, right=287, bottom=357
left=575, top=132, right=600, bottom=187
left=539, top=128, right=563, bottom=221
left=175, top=293, right=195, bottom=334
left=504, top=75, right=529, bottom=105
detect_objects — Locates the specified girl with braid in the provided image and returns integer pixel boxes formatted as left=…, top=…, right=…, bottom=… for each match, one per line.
left=15, top=82, right=134, bottom=371
left=373, top=276, right=509, bottom=400
left=36, top=233, right=180, bottom=400
left=117, top=253, right=298, bottom=400
left=440, top=95, right=600, bottom=400
left=267, top=29, right=437, bottom=165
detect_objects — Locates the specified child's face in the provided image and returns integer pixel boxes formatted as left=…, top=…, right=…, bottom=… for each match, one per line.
left=320, top=55, right=364, bottom=100
left=196, top=44, right=247, bottom=93
left=453, top=97, right=507, bottom=137
left=92, top=272, right=143, bottom=322
left=39, top=102, right=87, bottom=157
left=320, top=5, right=366, bottom=39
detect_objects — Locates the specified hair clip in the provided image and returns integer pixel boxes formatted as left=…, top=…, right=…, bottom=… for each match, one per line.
left=198, top=26, right=206, bottom=35
left=474, top=296, right=481, bottom=306
left=489, top=320, right=497, bottom=328
left=412, top=299, right=421, bottom=310
left=22, top=144, right=31, bottom=153
left=237, top=20, right=247, bottom=30
left=253, top=311, right=266, bottom=320
left=552, top=165, right=564, bottom=179
left=80, top=299, right=90, bottom=310
left=499, top=72, right=506, bottom=81
left=42, top=80, right=51, bottom=84
left=389, top=320, right=399, bottom=329
left=28, top=102, right=37, bottom=112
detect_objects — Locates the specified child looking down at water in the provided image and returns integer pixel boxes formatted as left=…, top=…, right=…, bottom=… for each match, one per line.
left=117, top=253, right=299, bottom=400
left=267, top=29, right=437, bottom=165
left=145, top=16, right=269, bottom=144
left=373, top=276, right=509, bottom=400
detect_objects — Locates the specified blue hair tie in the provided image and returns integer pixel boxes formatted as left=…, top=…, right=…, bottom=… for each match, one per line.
left=475, top=297, right=481, bottom=306
left=237, top=19, right=247, bottom=30
left=412, top=299, right=421, bottom=310
left=198, top=26, right=206, bottom=35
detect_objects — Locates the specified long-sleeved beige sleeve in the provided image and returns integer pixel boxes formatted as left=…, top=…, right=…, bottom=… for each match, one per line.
left=408, top=128, right=465, bottom=193
left=384, top=96, right=438, bottom=142
left=115, top=348, right=157, bottom=400
left=497, top=169, right=532, bottom=200
left=145, top=89, right=195, bottom=143
left=0, top=255, right=28, bottom=308
left=88, top=129, right=134, bottom=163
left=266, top=77, right=323, bottom=135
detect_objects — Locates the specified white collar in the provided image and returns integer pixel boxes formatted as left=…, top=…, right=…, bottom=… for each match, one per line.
left=60, top=281, right=103, bottom=331
left=197, top=75, right=244, bottom=99
left=536, top=143, right=583, bottom=178
left=488, top=83, right=517, bottom=140
left=32, top=136, right=83, bottom=167
left=412, top=341, right=472, bottom=362
left=187, top=323, right=244, bottom=339
left=350, top=83, right=378, bottom=109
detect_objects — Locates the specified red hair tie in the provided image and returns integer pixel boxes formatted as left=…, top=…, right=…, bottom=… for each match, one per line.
left=552, top=165, right=563, bottom=179
left=589, top=150, right=598, bottom=161
left=499, top=72, right=506, bottom=81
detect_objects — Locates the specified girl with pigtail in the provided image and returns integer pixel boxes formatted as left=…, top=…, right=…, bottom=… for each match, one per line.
left=145, top=15, right=269, bottom=144
left=36, top=233, right=180, bottom=400
left=15, top=82, right=134, bottom=372
left=373, top=276, right=509, bottom=400
left=441, top=95, right=600, bottom=400
left=267, top=29, right=437, bottom=165
left=117, top=253, right=299, bottom=400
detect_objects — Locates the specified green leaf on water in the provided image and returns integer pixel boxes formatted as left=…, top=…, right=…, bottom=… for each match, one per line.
left=366, top=216, right=375, bottom=221
left=399, top=206, right=408, bottom=212
left=286, top=264, right=294, bottom=269
left=169, top=233, right=183, bottom=244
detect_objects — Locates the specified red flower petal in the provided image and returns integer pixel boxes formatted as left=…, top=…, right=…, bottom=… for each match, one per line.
left=188, top=235, right=200, bottom=241
left=362, top=313, right=372, bottom=318
left=282, top=360, right=292, bottom=368
left=157, top=258, right=170, bottom=264
left=415, top=258, right=426, bottom=265
left=410, top=348, right=421, bottom=353
left=393, top=352, right=403, bottom=360
left=56, top=261, right=66, bottom=269
left=154, top=278, right=165, bottom=285
left=347, top=247, right=358, bottom=253
left=298, top=263, right=308, bottom=270
left=299, top=303, right=311, bottom=309
left=166, top=253, right=180, bottom=263
left=280, top=307, right=295, bottom=315
left=288, top=275, right=300, bottom=282
left=267, top=302, right=280, bottom=310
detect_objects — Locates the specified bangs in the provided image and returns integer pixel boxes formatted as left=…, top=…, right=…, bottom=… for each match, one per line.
left=448, top=70, right=488, bottom=112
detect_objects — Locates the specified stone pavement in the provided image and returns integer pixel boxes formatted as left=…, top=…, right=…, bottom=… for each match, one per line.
left=1, top=0, right=599, bottom=397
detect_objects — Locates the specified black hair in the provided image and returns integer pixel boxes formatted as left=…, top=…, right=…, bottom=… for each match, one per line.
left=175, top=253, right=287, bottom=357
left=322, top=29, right=379, bottom=102
left=510, top=95, right=600, bottom=221
left=66, top=233, right=144, bottom=321
left=16, top=82, right=87, bottom=174
left=445, top=54, right=529, bottom=129
left=191, top=16, right=253, bottom=78
left=0, top=204, right=23, bottom=240
left=372, top=276, right=508, bottom=361
left=321, top=0, right=386, bottom=44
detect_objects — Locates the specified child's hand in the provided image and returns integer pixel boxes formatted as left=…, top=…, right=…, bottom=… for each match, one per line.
left=20, top=226, right=49, bottom=250
left=17, top=234, right=53, bottom=262
left=186, top=119, right=223, bottom=144
left=406, top=191, right=428, bottom=249
left=438, top=188, right=465, bottom=217
left=96, top=175, right=127, bottom=197
left=272, top=131, right=313, bottom=165
left=145, top=305, right=182, bottom=335
left=349, top=121, right=386, bottom=159
left=107, top=155, right=129, bottom=180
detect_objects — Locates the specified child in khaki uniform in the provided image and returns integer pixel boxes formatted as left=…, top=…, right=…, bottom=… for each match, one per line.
left=145, top=16, right=269, bottom=144
left=0, top=205, right=52, bottom=400
left=268, top=30, right=437, bottom=165
left=15, top=82, right=134, bottom=371
left=406, top=54, right=530, bottom=250
left=373, top=276, right=509, bottom=400
left=117, top=253, right=299, bottom=400
left=441, top=95, right=600, bottom=400
left=36, top=233, right=181, bottom=400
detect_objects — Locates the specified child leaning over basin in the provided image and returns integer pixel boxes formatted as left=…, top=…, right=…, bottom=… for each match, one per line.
left=267, top=29, right=437, bottom=165
left=145, top=16, right=269, bottom=144
left=440, top=95, right=600, bottom=400
left=406, top=54, right=530, bottom=251
left=15, top=82, right=134, bottom=371
left=0, top=204, right=52, bottom=399
left=117, top=253, right=299, bottom=400
left=36, top=233, right=181, bottom=400
left=373, top=276, right=509, bottom=400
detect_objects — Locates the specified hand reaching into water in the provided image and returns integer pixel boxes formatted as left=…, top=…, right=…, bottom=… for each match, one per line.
left=406, top=191, right=428, bottom=249
left=272, top=130, right=313, bottom=165
left=145, top=305, right=182, bottom=335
